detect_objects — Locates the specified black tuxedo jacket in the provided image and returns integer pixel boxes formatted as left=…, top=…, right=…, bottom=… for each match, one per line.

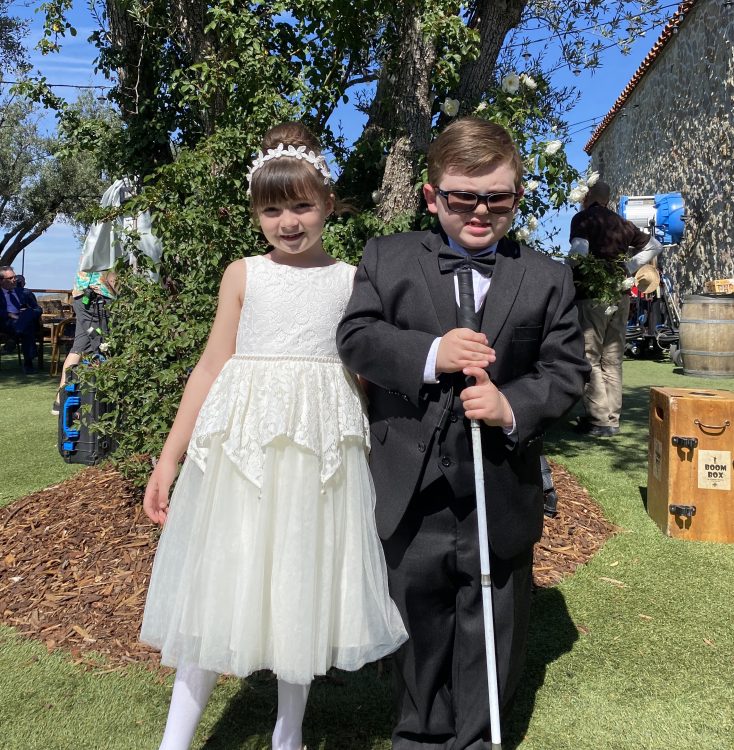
left=0, top=288, right=22, bottom=329
left=337, top=230, right=589, bottom=558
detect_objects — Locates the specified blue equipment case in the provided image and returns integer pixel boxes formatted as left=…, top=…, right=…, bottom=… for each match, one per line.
left=58, top=366, right=115, bottom=465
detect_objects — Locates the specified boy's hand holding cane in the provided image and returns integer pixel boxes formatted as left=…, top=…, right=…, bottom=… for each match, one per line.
left=436, top=328, right=495, bottom=373
left=461, top=367, right=514, bottom=429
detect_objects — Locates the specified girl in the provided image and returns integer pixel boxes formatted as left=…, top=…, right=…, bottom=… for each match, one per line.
left=140, top=122, right=407, bottom=750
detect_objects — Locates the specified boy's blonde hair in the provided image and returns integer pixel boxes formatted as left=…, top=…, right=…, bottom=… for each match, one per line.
left=249, top=122, right=332, bottom=212
left=427, top=118, right=523, bottom=189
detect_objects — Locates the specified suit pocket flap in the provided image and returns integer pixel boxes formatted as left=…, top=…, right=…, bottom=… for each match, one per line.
left=512, top=325, right=542, bottom=342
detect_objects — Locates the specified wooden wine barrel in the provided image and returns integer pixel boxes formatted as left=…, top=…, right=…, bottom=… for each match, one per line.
left=679, top=294, right=734, bottom=377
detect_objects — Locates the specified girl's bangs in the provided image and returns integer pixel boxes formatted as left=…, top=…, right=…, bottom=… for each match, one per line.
left=251, top=159, right=327, bottom=208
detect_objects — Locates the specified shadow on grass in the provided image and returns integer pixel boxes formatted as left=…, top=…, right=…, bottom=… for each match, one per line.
left=200, top=589, right=578, bottom=750
left=202, top=664, right=395, bottom=749
left=640, top=485, right=648, bottom=511
left=504, top=587, right=578, bottom=749
left=0, top=369, right=52, bottom=387
left=548, top=380, right=655, bottom=479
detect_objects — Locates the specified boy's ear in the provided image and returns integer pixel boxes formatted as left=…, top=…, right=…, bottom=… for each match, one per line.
left=423, top=184, right=439, bottom=215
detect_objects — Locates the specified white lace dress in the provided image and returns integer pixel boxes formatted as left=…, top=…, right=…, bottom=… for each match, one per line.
left=140, top=255, right=407, bottom=684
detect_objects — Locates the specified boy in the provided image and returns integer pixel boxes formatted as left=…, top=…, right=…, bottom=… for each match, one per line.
left=337, top=118, right=588, bottom=749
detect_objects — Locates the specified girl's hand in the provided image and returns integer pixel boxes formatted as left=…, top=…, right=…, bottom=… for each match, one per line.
left=143, top=458, right=178, bottom=525
left=460, top=366, right=514, bottom=429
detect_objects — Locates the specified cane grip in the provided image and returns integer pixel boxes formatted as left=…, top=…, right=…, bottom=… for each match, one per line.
left=456, top=268, right=479, bottom=332
left=456, top=267, right=479, bottom=386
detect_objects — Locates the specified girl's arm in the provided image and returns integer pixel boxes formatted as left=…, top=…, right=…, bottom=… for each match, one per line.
left=143, top=259, right=246, bottom=523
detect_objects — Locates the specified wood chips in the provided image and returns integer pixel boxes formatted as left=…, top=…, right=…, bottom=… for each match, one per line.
left=0, top=461, right=614, bottom=671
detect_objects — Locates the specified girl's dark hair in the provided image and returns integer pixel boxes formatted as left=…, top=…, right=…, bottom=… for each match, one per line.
left=249, top=122, right=333, bottom=212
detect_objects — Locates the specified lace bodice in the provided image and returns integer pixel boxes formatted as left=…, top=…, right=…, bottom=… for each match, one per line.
left=187, top=254, right=367, bottom=487
left=236, top=255, right=355, bottom=358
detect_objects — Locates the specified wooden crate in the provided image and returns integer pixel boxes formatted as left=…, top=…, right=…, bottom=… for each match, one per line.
left=704, top=278, right=734, bottom=294
left=647, top=387, right=734, bottom=543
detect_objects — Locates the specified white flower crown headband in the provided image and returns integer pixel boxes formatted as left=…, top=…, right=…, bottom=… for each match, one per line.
left=246, top=143, right=331, bottom=195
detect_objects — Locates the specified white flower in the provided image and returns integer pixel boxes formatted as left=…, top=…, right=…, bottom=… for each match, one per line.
left=587, top=171, right=600, bottom=187
left=440, top=98, right=460, bottom=117
left=520, top=74, right=537, bottom=90
left=501, top=73, right=520, bottom=94
left=98, top=342, right=110, bottom=353
left=371, top=190, right=382, bottom=204
left=515, top=226, right=531, bottom=241
left=569, top=185, right=589, bottom=203
left=525, top=179, right=540, bottom=192
left=526, top=215, right=539, bottom=230
left=544, top=139, right=563, bottom=155
left=476, top=101, right=488, bottom=112
left=605, top=305, right=619, bottom=316
left=621, top=276, right=635, bottom=290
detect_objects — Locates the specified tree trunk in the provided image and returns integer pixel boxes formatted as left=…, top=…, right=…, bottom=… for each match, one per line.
left=106, top=0, right=171, bottom=170
left=374, top=7, right=437, bottom=222
left=0, top=220, right=52, bottom=267
left=170, top=0, right=224, bottom=134
left=454, top=0, right=527, bottom=114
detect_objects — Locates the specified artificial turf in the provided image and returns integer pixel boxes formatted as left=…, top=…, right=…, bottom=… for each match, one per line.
left=0, top=358, right=732, bottom=748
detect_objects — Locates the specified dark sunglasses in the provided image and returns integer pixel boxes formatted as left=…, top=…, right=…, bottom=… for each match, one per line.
left=435, top=188, right=519, bottom=214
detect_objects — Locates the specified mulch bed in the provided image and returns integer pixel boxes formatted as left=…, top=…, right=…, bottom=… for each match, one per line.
left=0, top=462, right=615, bottom=672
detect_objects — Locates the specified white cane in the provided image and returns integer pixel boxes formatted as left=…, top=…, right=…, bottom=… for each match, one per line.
left=456, top=266, right=503, bottom=750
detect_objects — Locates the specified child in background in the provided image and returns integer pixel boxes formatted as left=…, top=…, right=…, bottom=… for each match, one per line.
left=141, top=121, right=406, bottom=750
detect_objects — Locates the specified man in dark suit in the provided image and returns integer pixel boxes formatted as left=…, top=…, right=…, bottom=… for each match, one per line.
left=337, top=119, right=588, bottom=749
left=1, top=265, right=41, bottom=374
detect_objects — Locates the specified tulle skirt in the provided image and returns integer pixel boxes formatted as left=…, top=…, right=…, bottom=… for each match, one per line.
left=140, top=436, right=407, bottom=684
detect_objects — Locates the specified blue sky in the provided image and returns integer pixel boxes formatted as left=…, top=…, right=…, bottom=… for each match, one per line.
left=5, top=2, right=672, bottom=290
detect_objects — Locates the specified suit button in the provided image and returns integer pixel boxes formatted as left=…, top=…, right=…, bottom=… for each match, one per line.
left=417, top=441, right=426, bottom=453
left=441, top=456, right=452, bottom=467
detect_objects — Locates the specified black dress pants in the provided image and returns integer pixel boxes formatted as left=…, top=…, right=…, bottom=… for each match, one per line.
left=3, top=310, right=38, bottom=365
left=382, top=478, right=533, bottom=750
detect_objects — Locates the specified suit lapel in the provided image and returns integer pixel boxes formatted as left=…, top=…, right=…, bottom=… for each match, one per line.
left=480, top=238, right=525, bottom=346
left=418, top=230, right=457, bottom=334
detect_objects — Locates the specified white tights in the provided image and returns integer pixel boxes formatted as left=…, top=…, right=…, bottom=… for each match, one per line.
left=158, top=662, right=310, bottom=750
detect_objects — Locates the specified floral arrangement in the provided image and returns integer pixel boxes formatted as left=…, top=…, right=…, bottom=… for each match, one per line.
left=572, top=255, right=634, bottom=311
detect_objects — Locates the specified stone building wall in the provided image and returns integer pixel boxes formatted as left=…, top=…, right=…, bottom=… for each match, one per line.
left=588, top=0, right=734, bottom=299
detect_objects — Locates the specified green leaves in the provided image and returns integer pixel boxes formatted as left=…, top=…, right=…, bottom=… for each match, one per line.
left=573, top=255, right=629, bottom=304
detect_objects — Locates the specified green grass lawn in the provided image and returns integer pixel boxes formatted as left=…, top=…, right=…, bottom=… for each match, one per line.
left=0, top=353, right=80, bottom=507
left=1, top=358, right=733, bottom=749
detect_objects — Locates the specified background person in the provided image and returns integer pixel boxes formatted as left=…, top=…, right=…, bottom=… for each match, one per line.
left=14, top=275, right=39, bottom=308
left=0, top=265, right=42, bottom=374
left=51, top=269, right=116, bottom=415
left=569, top=180, right=662, bottom=437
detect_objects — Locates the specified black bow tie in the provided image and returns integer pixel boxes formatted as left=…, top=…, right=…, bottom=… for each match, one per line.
left=437, top=248, right=496, bottom=275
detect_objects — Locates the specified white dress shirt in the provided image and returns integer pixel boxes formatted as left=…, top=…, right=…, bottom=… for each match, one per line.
left=422, top=239, right=516, bottom=435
